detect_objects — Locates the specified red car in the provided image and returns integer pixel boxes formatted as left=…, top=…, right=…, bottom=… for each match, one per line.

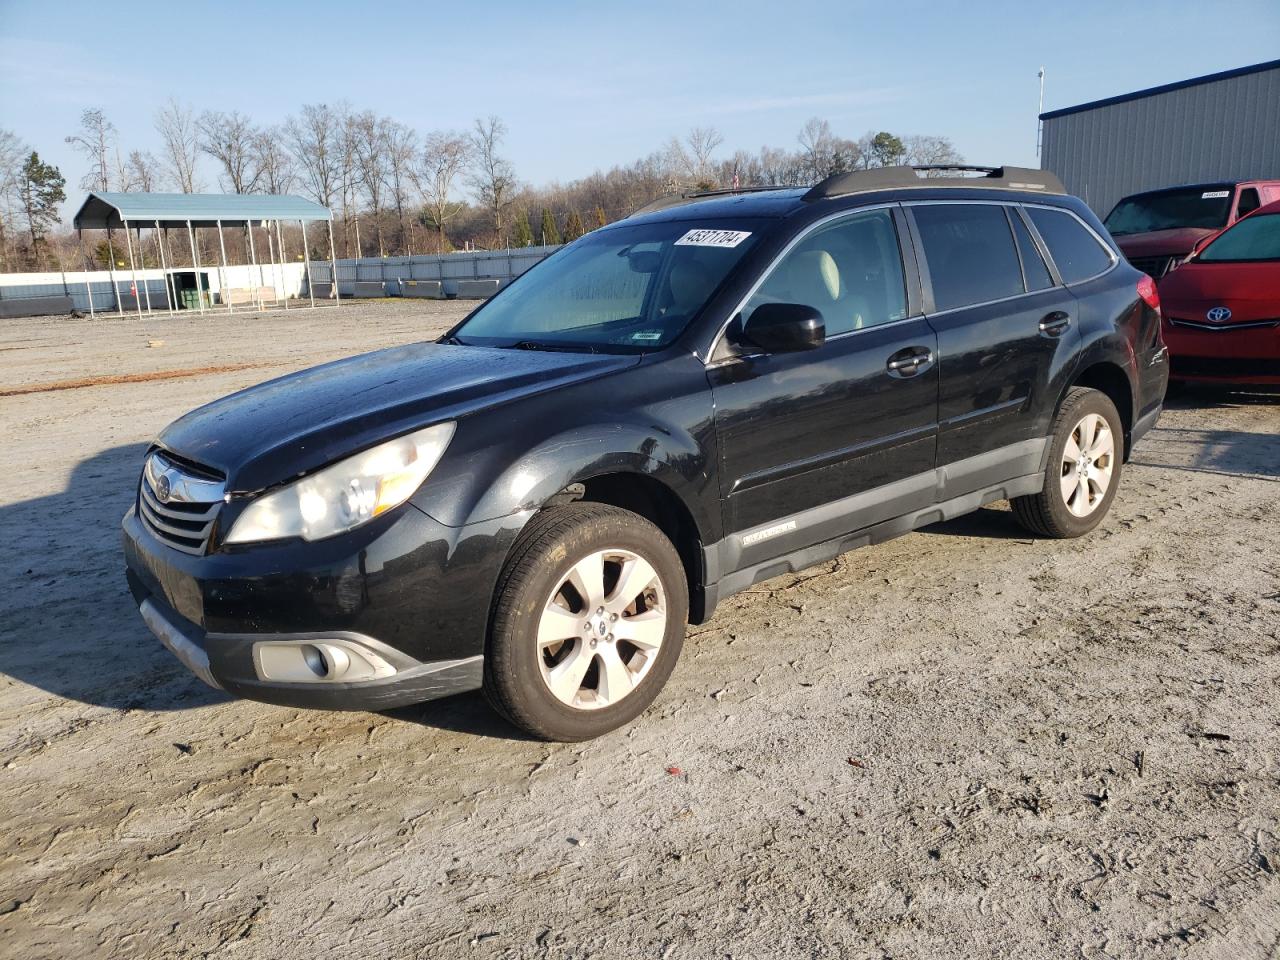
left=1105, top=180, right=1280, bottom=279
left=1158, top=199, right=1280, bottom=386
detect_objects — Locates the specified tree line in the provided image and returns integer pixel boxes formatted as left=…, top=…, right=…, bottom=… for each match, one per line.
left=0, top=104, right=961, bottom=272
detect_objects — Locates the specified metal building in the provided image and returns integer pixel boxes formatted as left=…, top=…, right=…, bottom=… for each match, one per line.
left=1039, top=59, right=1280, bottom=217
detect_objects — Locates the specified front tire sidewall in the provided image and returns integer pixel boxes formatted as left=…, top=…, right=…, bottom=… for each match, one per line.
left=489, top=509, right=687, bottom=741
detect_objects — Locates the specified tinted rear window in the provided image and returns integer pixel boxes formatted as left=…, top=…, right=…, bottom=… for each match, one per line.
left=913, top=204, right=1024, bottom=311
left=1027, top=208, right=1113, bottom=284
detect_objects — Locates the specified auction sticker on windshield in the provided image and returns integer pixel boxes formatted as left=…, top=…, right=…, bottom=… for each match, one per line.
left=675, top=229, right=752, bottom=248
left=1201, top=191, right=1230, bottom=199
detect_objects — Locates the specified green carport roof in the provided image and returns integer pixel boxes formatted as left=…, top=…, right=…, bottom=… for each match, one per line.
left=73, top=192, right=332, bottom=230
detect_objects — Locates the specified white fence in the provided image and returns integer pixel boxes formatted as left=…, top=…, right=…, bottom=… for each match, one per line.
left=0, top=263, right=309, bottom=315
left=309, top=245, right=561, bottom=296
left=0, top=246, right=562, bottom=317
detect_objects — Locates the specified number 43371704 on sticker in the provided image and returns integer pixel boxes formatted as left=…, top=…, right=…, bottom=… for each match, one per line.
left=674, top=229, right=752, bottom=248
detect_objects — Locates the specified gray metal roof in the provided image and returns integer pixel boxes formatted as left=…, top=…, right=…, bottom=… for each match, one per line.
left=73, top=192, right=332, bottom=230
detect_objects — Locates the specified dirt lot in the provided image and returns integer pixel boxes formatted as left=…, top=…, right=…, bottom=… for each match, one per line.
left=1, top=300, right=1278, bottom=959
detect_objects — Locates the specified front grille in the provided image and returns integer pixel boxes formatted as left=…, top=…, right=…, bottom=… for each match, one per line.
left=1127, top=255, right=1174, bottom=278
left=137, top=451, right=226, bottom=556
left=1168, top=316, right=1280, bottom=332
left=1171, top=356, right=1280, bottom=378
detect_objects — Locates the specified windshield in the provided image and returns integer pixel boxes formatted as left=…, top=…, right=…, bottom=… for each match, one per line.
left=1104, top=187, right=1233, bottom=237
left=450, top=219, right=765, bottom=352
left=1198, top=212, right=1280, bottom=263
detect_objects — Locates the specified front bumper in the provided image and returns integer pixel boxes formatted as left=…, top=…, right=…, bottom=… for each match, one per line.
left=1164, top=322, right=1280, bottom=385
left=122, top=502, right=524, bottom=710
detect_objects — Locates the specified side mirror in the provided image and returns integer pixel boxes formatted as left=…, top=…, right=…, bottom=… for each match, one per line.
left=740, top=303, right=825, bottom=353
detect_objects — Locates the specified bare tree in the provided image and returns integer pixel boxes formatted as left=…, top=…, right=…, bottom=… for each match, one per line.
left=65, top=108, right=116, bottom=191
left=351, top=111, right=390, bottom=256
left=154, top=99, right=202, bottom=192
left=121, top=150, right=161, bottom=191
left=285, top=104, right=340, bottom=210
left=468, top=115, right=517, bottom=245
left=198, top=110, right=261, bottom=193
left=253, top=128, right=295, bottom=194
left=665, top=126, right=724, bottom=188
left=0, top=128, right=29, bottom=267
left=415, top=131, right=470, bottom=254
left=384, top=120, right=417, bottom=254
left=904, top=134, right=964, bottom=170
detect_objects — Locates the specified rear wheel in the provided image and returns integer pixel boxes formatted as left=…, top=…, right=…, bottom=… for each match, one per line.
left=1012, top=387, right=1123, bottom=538
left=483, top=504, right=688, bottom=741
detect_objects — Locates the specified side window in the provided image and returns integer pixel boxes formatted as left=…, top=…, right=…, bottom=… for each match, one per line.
left=744, top=209, right=907, bottom=336
left=1237, top=187, right=1261, bottom=219
left=1026, top=207, right=1113, bottom=285
left=1009, top=208, right=1054, bottom=291
left=912, top=204, right=1024, bottom=311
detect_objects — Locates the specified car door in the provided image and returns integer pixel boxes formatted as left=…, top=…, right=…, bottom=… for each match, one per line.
left=707, top=206, right=939, bottom=571
left=907, top=201, right=1081, bottom=496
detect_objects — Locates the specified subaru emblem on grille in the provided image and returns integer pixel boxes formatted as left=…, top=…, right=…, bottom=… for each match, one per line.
left=1206, top=306, right=1232, bottom=323
left=155, top=473, right=172, bottom=502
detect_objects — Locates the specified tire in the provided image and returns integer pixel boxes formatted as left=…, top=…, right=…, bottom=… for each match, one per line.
left=1011, top=387, right=1124, bottom=539
left=483, top=503, right=688, bottom=741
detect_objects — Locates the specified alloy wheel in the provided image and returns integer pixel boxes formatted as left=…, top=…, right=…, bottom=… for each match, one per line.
left=536, top=549, right=667, bottom=710
left=1060, top=413, right=1115, bottom=517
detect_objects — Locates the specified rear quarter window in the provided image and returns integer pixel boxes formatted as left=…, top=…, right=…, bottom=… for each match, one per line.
left=1027, top=208, right=1113, bottom=284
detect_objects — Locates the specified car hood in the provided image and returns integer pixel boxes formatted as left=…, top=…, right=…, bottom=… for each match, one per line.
left=157, top=342, right=640, bottom=491
left=1115, top=227, right=1217, bottom=258
left=1158, top=261, right=1280, bottom=318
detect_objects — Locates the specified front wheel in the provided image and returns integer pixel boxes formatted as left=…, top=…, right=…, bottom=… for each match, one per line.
left=1012, top=386, right=1124, bottom=538
left=483, top=504, right=688, bottom=741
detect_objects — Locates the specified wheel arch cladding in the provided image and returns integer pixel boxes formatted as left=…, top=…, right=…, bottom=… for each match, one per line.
left=574, top=472, right=708, bottom=624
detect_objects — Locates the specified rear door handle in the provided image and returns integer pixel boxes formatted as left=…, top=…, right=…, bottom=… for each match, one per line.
left=1039, top=311, right=1071, bottom=337
left=886, top=347, right=935, bottom=377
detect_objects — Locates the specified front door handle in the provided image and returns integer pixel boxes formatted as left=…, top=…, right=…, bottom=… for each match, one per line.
left=1039, top=311, right=1071, bottom=337
left=886, top=347, right=935, bottom=377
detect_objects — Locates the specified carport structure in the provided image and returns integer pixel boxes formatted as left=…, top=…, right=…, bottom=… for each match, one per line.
left=72, top=192, right=339, bottom=318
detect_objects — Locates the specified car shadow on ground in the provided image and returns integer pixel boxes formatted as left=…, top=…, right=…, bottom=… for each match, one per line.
left=382, top=692, right=538, bottom=741
left=1134, top=386, right=1280, bottom=481
left=0, top=442, right=230, bottom=712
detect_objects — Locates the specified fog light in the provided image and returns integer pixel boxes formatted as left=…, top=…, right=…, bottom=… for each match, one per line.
left=254, top=637, right=397, bottom=684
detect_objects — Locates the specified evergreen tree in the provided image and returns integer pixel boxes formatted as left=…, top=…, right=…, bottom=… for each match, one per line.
left=539, top=207, right=561, bottom=246
left=512, top=208, right=534, bottom=247
left=18, top=152, right=65, bottom=264
left=563, top=209, right=585, bottom=242
left=867, top=132, right=906, bottom=168
left=593, top=205, right=608, bottom=229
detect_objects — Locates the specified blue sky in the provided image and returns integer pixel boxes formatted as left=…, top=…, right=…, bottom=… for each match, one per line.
left=1, top=0, right=1278, bottom=215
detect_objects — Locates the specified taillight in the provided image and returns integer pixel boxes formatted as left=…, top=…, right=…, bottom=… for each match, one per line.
left=1136, top=275, right=1160, bottom=312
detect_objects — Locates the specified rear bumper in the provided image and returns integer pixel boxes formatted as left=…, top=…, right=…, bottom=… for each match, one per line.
left=122, top=502, right=523, bottom=711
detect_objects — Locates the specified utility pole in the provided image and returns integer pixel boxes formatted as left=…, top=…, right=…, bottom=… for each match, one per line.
left=1036, top=67, right=1046, bottom=160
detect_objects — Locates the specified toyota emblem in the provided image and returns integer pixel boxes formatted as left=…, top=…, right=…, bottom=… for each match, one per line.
left=1206, top=306, right=1232, bottom=323
left=155, top=473, right=172, bottom=502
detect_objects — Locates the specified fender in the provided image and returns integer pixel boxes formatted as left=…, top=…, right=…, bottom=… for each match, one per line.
left=411, top=404, right=719, bottom=540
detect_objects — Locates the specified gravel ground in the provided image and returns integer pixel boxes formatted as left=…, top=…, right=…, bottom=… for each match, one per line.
left=1, top=301, right=1278, bottom=960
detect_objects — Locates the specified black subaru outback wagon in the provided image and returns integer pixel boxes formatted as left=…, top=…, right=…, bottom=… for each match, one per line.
left=123, top=165, right=1168, bottom=740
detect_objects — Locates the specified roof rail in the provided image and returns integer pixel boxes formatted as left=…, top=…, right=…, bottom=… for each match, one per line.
left=629, top=184, right=794, bottom=218
left=802, top=165, right=1066, bottom=201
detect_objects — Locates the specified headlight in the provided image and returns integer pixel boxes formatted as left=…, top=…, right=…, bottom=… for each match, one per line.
left=224, top=422, right=455, bottom=544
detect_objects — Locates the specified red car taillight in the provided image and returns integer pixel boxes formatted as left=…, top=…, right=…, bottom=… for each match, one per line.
left=1137, top=275, right=1160, bottom=312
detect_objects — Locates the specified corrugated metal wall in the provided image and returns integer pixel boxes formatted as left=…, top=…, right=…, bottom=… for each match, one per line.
left=1041, top=64, right=1280, bottom=216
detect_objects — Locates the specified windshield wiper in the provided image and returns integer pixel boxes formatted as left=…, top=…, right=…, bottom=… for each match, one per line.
left=510, top=340, right=598, bottom=354
left=439, top=334, right=468, bottom=346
